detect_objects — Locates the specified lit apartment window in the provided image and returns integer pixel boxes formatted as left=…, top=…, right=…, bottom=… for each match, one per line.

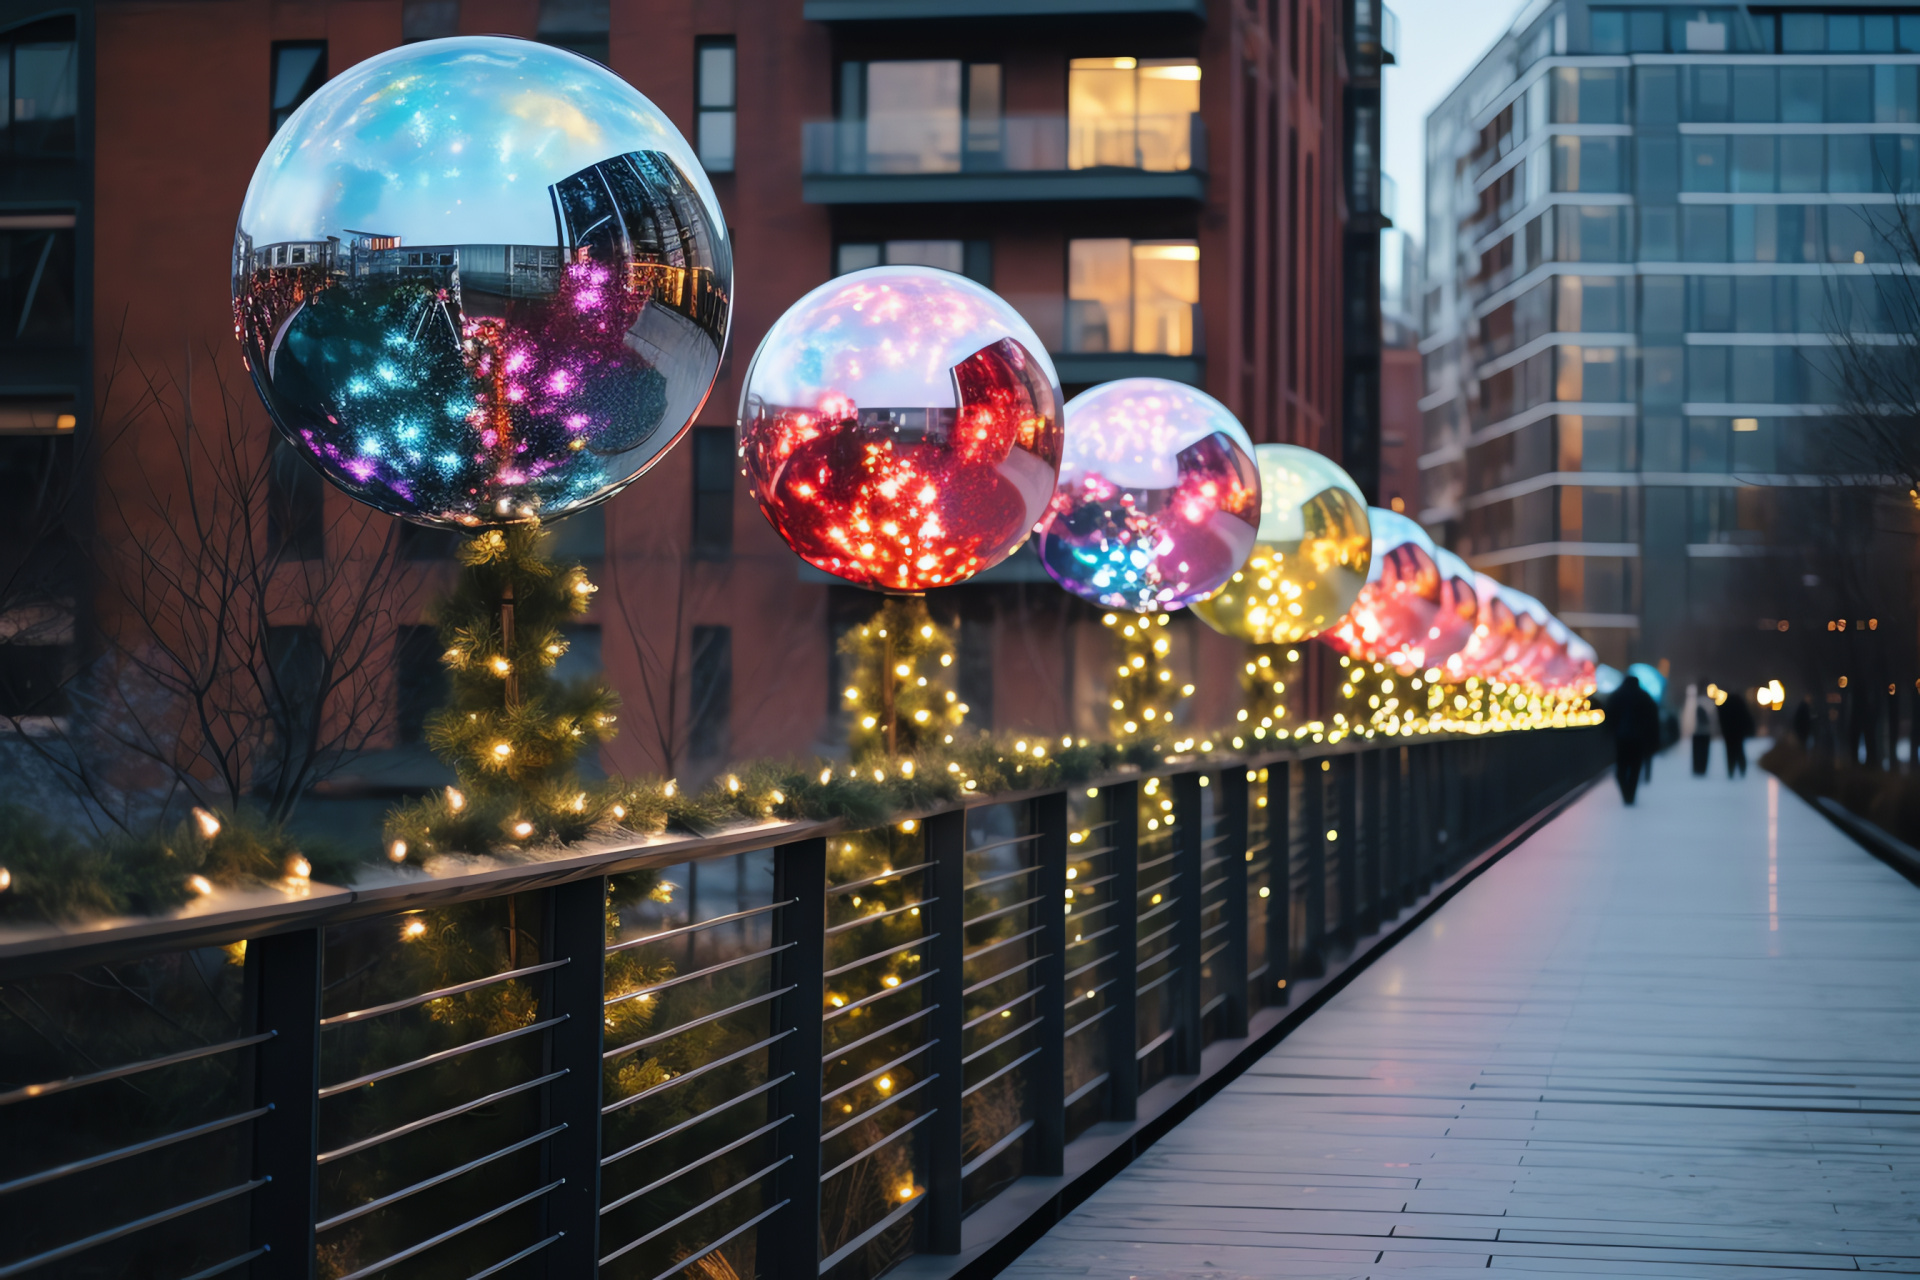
left=271, top=42, right=326, bottom=134
left=835, top=239, right=991, bottom=283
left=1067, top=239, right=1199, bottom=356
left=1067, top=57, right=1199, bottom=171
left=691, top=426, right=733, bottom=558
left=1, top=18, right=77, bottom=155
left=696, top=38, right=736, bottom=173
left=842, top=59, right=1003, bottom=174
left=402, top=0, right=459, bottom=41
left=538, top=0, right=609, bottom=66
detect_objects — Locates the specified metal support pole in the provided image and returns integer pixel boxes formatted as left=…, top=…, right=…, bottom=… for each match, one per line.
left=1334, top=754, right=1359, bottom=945
left=765, top=837, right=827, bottom=1279
left=923, top=808, right=967, bottom=1253
left=248, top=927, right=322, bottom=1280
left=1104, top=780, right=1141, bottom=1120
left=1300, top=757, right=1327, bottom=976
left=1216, top=767, right=1250, bottom=1040
left=1171, top=772, right=1205, bottom=1074
left=1266, top=760, right=1292, bottom=1005
left=1032, top=790, right=1068, bottom=1177
left=545, top=877, right=607, bottom=1276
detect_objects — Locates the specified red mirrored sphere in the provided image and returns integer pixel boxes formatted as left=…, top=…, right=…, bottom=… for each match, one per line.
left=1323, top=507, right=1444, bottom=670
left=738, top=268, right=1064, bottom=592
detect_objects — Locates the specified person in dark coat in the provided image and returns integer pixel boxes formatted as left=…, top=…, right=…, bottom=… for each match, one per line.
left=1690, top=684, right=1716, bottom=776
left=1792, top=696, right=1814, bottom=748
left=1718, top=689, right=1755, bottom=778
left=1607, top=675, right=1659, bottom=804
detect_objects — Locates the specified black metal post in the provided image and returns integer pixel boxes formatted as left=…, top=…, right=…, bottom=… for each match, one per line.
left=1299, top=758, right=1327, bottom=976
left=1217, top=767, right=1250, bottom=1039
left=765, top=836, right=827, bottom=1279
left=545, top=876, right=606, bottom=1276
left=1104, top=780, right=1141, bottom=1121
left=248, top=927, right=322, bottom=1280
left=1266, top=760, right=1292, bottom=1004
left=1032, top=790, right=1068, bottom=1176
left=1171, top=772, right=1204, bottom=1074
left=1334, top=753, right=1359, bottom=944
left=923, top=808, right=967, bottom=1253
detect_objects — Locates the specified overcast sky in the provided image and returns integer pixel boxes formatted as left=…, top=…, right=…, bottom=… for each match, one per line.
left=1382, top=0, right=1531, bottom=241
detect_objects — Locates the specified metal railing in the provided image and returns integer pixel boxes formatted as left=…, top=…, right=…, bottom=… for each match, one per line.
left=801, top=113, right=1206, bottom=177
left=0, top=728, right=1606, bottom=1280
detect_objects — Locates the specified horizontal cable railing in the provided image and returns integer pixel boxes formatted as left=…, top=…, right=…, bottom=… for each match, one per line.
left=0, top=729, right=1607, bottom=1280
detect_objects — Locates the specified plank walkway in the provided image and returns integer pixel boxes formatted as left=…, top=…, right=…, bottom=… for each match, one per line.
left=1007, top=745, right=1920, bottom=1277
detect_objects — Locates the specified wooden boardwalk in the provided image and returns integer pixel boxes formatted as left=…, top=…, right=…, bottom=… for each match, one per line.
left=1007, top=747, right=1920, bottom=1277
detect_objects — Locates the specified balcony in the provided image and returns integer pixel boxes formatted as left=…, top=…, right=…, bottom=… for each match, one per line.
left=801, top=113, right=1207, bottom=204
left=805, top=0, right=1205, bottom=19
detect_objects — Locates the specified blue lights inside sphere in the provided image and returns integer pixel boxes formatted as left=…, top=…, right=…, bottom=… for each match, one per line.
left=1034, top=379, right=1261, bottom=611
left=233, top=36, right=732, bottom=529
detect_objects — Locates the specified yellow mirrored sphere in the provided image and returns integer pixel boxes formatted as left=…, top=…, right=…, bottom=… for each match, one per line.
left=1191, top=444, right=1370, bottom=643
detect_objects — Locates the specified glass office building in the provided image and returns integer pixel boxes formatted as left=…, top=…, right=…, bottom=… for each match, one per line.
left=1420, top=3, right=1912, bottom=674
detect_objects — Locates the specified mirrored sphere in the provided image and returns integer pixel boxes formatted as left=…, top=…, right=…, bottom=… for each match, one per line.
left=1426, top=546, right=1481, bottom=670
left=1324, top=507, right=1442, bottom=670
left=1191, top=445, right=1369, bottom=643
left=1454, top=572, right=1519, bottom=680
left=1035, top=379, right=1260, bottom=612
left=233, top=37, right=731, bottom=528
left=739, top=267, right=1064, bottom=592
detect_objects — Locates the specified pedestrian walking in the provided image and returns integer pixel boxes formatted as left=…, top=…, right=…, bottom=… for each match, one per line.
left=1688, top=683, right=1715, bottom=777
left=1792, top=696, right=1814, bottom=748
left=1607, top=675, right=1658, bottom=804
left=1718, top=688, right=1755, bottom=778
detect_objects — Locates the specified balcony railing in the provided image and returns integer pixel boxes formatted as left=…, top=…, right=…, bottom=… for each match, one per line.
left=0, top=728, right=1606, bottom=1280
left=801, top=113, right=1207, bottom=203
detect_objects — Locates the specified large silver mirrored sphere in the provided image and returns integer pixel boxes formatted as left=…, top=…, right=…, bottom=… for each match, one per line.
left=233, top=36, right=732, bottom=528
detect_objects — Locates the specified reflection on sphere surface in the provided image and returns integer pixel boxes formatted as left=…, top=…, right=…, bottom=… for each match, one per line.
left=233, top=37, right=731, bottom=528
left=1035, top=379, right=1260, bottom=612
left=738, top=267, right=1064, bottom=592
left=1191, top=444, right=1369, bottom=643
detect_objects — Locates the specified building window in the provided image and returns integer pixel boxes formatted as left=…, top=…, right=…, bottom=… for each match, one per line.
left=691, top=427, right=734, bottom=559
left=267, top=624, right=324, bottom=746
left=538, top=0, right=609, bottom=66
left=688, top=625, right=731, bottom=760
left=269, top=436, right=325, bottom=562
left=402, top=1, right=460, bottom=42
left=399, top=521, right=458, bottom=560
left=834, top=239, right=991, bottom=284
left=271, top=42, right=327, bottom=134
left=0, top=220, right=74, bottom=344
left=1067, top=57, right=1199, bottom=172
left=696, top=38, right=736, bottom=173
left=0, top=19, right=77, bottom=156
left=1066, top=238, right=1199, bottom=356
left=395, top=625, right=445, bottom=745
left=840, top=59, right=1003, bottom=174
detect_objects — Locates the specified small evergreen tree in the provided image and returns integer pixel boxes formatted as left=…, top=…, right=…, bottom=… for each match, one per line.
left=837, top=598, right=968, bottom=761
left=386, top=523, right=619, bottom=857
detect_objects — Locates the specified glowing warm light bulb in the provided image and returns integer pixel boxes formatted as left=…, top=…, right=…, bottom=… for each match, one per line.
left=188, top=875, right=214, bottom=896
left=192, top=807, right=222, bottom=839
left=446, top=786, right=466, bottom=811
left=512, top=821, right=534, bottom=838
left=389, top=840, right=409, bottom=863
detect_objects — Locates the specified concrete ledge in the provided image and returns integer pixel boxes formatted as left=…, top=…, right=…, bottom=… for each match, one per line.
left=1814, top=795, right=1920, bottom=888
left=887, top=767, right=1608, bottom=1280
